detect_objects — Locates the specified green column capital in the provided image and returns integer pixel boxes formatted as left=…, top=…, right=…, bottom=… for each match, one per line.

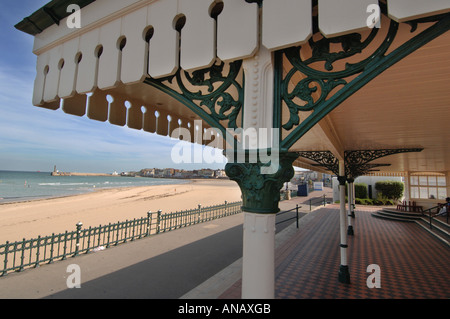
left=337, top=176, right=347, bottom=186
left=225, top=151, right=297, bottom=214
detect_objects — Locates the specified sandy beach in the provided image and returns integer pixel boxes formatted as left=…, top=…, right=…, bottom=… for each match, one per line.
left=0, top=179, right=242, bottom=244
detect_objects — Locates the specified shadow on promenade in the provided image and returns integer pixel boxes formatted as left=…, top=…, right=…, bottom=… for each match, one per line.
left=45, top=224, right=244, bottom=299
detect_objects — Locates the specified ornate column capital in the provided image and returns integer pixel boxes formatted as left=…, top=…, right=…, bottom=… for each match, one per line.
left=225, top=151, right=297, bottom=214
left=337, top=175, right=347, bottom=186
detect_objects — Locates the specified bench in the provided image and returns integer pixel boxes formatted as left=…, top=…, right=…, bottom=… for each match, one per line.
left=397, top=200, right=423, bottom=213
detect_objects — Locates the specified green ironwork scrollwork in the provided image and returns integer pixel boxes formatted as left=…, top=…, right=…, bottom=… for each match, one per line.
left=280, top=18, right=398, bottom=131
left=296, top=151, right=339, bottom=175
left=144, top=59, right=244, bottom=137
left=279, top=8, right=450, bottom=150
left=344, top=148, right=424, bottom=168
left=296, top=148, right=423, bottom=178
left=349, top=163, right=391, bottom=178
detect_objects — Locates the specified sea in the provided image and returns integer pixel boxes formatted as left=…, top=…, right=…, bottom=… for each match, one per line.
left=0, top=170, right=189, bottom=204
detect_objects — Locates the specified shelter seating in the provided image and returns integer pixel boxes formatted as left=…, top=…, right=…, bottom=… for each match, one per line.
left=397, top=201, right=423, bottom=213
left=436, top=202, right=448, bottom=215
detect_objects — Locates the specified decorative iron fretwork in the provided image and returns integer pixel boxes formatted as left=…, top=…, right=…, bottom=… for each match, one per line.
left=296, top=151, right=339, bottom=175
left=279, top=5, right=450, bottom=150
left=279, top=21, right=381, bottom=130
left=344, top=148, right=423, bottom=174
left=349, top=163, right=391, bottom=179
left=296, top=148, right=423, bottom=178
left=144, top=59, right=244, bottom=139
left=344, top=148, right=423, bottom=178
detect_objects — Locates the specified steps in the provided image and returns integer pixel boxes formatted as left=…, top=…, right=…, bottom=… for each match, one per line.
left=415, top=217, right=450, bottom=247
left=371, top=208, right=422, bottom=222
left=372, top=208, right=450, bottom=247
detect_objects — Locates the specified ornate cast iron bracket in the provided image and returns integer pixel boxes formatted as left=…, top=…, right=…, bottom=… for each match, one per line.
left=296, top=148, right=423, bottom=178
left=144, top=59, right=244, bottom=143
left=278, top=6, right=450, bottom=150
left=297, top=151, right=339, bottom=175
left=350, top=163, right=391, bottom=178
left=344, top=148, right=423, bottom=178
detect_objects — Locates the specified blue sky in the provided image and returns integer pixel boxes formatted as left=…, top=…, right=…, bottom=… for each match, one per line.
left=0, top=1, right=227, bottom=173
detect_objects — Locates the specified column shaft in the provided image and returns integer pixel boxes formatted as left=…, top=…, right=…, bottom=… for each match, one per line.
left=225, top=151, right=298, bottom=298
left=338, top=161, right=350, bottom=283
left=347, top=179, right=354, bottom=235
left=242, top=212, right=276, bottom=299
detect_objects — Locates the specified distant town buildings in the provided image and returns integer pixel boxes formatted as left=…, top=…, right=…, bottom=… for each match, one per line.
left=121, top=168, right=227, bottom=179
left=119, top=167, right=331, bottom=183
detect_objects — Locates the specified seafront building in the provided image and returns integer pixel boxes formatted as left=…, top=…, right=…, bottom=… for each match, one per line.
left=15, top=0, right=450, bottom=299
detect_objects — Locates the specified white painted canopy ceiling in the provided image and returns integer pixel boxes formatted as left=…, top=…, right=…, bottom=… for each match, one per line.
left=16, top=0, right=450, bottom=176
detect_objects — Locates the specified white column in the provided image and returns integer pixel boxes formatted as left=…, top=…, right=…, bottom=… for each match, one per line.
left=446, top=171, right=450, bottom=200
left=242, top=45, right=274, bottom=144
left=351, top=182, right=356, bottom=218
left=404, top=171, right=410, bottom=202
left=347, top=179, right=354, bottom=235
left=242, top=212, right=276, bottom=299
left=238, top=40, right=278, bottom=299
left=338, top=161, right=350, bottom=283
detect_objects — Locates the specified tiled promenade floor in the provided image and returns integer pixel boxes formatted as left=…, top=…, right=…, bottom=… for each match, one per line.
left=220, top=205, right=450, bottom=299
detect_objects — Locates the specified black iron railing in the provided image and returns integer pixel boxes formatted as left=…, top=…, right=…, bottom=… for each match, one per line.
left=0, top=201, right=242, bottom=277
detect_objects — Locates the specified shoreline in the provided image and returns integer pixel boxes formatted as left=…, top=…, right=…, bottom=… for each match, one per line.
left=50, top=172, right=114, bottom=176
left=0, top=178, right=192, bottom=206
left=0, top=179, right=242, bottom=243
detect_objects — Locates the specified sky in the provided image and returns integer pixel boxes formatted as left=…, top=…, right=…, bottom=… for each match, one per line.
left=0, top=0, right=227, bottom=174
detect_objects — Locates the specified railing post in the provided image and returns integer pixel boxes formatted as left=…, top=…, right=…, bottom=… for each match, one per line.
left=296, top=204, right=299, bottom=229
left=62, top=231, right=68, bottom=260
left=49, top=233, right=55, bottom=264
left=157, top=210, right=162, bottom=234
left=19, top=238, right=26, bottom=272
left=74, top=222, right=83, bottom=257
left=198, top=204, right=202, bottom=223
left=115, top=221, right=120, bottom=245
left=323, top=194, right=326, bottom=206
left=131, top=219, right=137, bottom=241
left=97, top=225, right=102, bottom=247
left=86, top=226, right=92, bottom=252
left=106, top=223, right=112, bottom=248
left=35, top=236, right=41, bottom=268
left=147, top=211, right=152, bottom=236
left=2, top=241, right=9, bottom=276
left=225, top=201, right=228, bottom=216
left=123, top=220, right=129, bottom=243
left=309, top=199, right=312, bottom=211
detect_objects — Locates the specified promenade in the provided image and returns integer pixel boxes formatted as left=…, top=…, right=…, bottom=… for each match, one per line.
left=0, top=187, right=448, bottom=299
left=220, top=204, right=449, bottom=299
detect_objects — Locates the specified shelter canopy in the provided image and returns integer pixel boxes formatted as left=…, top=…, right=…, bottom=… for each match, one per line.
left=15, top=0, right=450, bottom=176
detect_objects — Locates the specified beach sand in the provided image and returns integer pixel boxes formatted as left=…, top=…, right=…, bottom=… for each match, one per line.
left=0, top=179, right=242, bottom=243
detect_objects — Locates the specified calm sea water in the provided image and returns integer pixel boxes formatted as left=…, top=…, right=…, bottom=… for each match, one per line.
left=0, top=171, right=188, bottom=203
